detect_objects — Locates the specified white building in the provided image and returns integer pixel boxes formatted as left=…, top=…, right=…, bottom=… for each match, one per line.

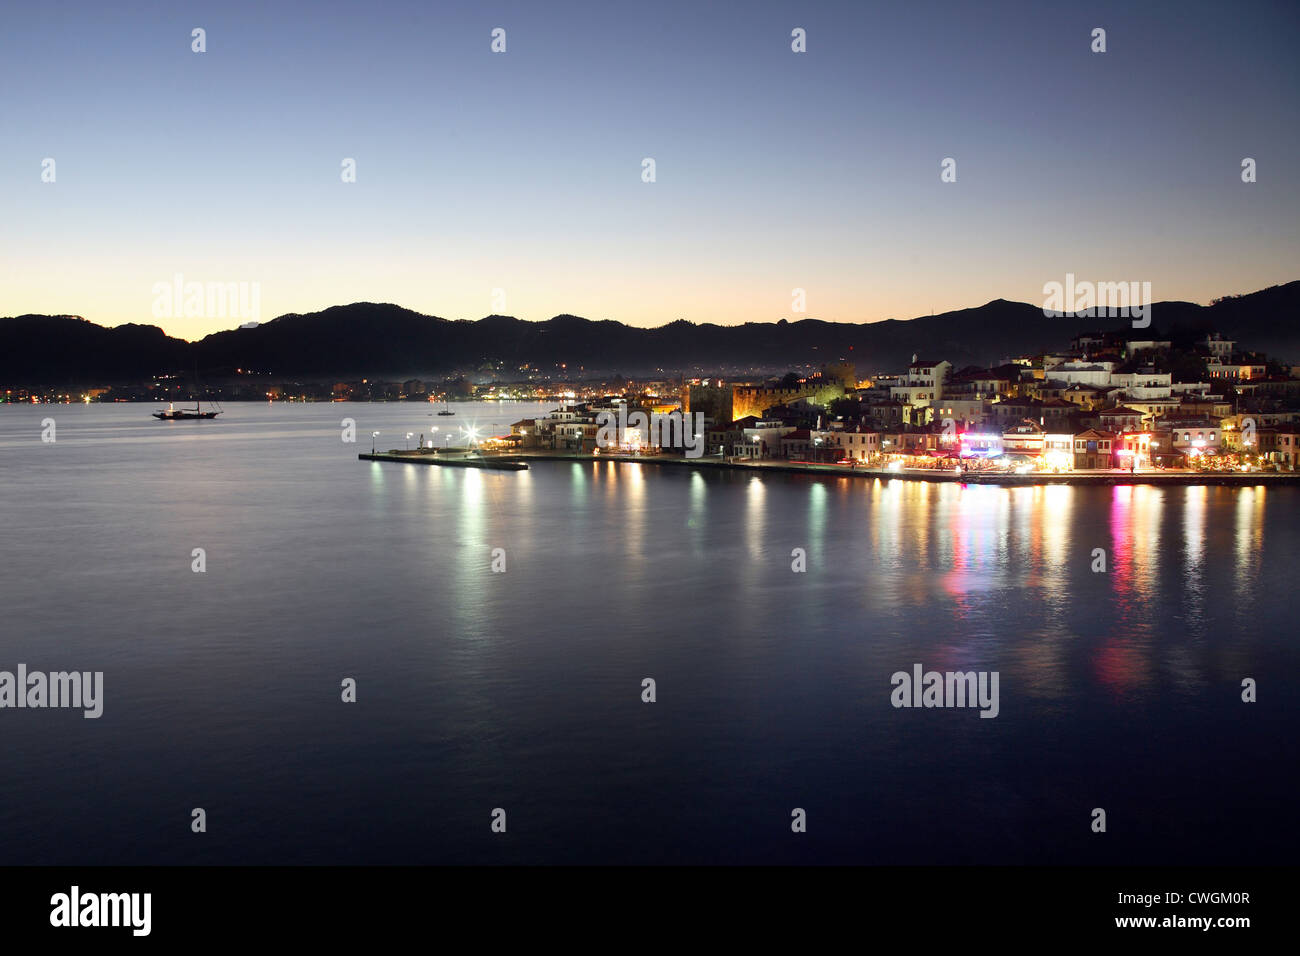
left=930, top=398, right=989, bottom=426
left=1205, top=334, right=1235, bottom=360
left=905, top=359, right=952, bottom=390
left=824, top=429, right=880, bottom=461
left=737, top=421, right=794, bottom=458
left=1054, top=361, right=1115, bottom=387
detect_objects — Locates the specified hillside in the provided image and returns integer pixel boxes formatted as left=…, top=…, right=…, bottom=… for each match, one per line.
left=2, top=282, right=1297, bottom=384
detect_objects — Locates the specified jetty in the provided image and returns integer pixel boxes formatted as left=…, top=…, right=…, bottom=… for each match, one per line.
left=359, top=451, right=528, bottom=471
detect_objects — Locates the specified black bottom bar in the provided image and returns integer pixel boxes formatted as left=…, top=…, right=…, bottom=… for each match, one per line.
left=2, top=866, right=1282, bottom=942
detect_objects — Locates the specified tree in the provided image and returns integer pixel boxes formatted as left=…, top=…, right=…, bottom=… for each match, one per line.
left=829, top=396, right=862, bottom=419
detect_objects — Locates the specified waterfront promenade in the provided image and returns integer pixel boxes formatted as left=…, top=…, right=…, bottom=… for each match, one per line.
left=364, top=447, right=1300, bottom=486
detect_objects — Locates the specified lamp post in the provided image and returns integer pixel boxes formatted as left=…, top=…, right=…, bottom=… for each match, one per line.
left=371, top=431, right=380, bottom=454
left=405, top=432, right=413, bottom=450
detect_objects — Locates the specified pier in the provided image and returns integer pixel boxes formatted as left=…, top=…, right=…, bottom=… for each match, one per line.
left=359, top=451, right=528, bottom=471
left=358, top=448, right=1300, bottom=485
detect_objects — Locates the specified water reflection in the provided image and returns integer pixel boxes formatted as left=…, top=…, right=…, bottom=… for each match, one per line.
left=807, top=482, right=827, bottom=566
left=1109, top=485, right=1162, bottom=643
left=2, top=398, right=1295, bottom=864
left=1181, top=485, right=1208, bottom=642
left=424, top=462, right=1285, bottom=705
left=744, top=475, right=766, bottom=559
left=622, top=464, right=647, bottom=567
left=571, top=462, right=588, bottom=506
left=1234, top=487, right=1264, bottom=609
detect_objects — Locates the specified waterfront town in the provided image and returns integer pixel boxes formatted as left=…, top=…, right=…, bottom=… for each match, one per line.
left=487, top=330, right=1300, bottom=473
left=9, top=327, right=1300, bottom=473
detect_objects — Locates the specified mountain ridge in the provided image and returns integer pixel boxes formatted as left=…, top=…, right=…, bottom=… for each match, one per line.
left=3, top=282, right=1297, bottom=384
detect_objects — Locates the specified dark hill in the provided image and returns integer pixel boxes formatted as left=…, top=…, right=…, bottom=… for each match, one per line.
left=2, top=282, right=1297, bottom=384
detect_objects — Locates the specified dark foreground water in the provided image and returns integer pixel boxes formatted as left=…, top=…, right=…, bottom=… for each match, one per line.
left=0, top=403, right=1296, bottom=864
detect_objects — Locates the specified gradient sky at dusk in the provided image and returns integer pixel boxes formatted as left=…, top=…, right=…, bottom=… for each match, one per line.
left=3, top=0, right=1298, bottom=339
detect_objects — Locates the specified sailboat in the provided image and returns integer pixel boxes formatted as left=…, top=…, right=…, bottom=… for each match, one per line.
left=437, top=398, right=455, bottom=416
left=154, top=367, right=221, bottom=420
left=153, top=398, right=219, bottom=420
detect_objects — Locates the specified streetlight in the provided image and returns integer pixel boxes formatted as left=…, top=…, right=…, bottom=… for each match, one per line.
left=371, top=431, right=380, bottom=454
left=405, top=432, right=413, bottom=450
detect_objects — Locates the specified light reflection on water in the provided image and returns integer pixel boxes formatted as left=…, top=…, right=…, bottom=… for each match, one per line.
left=0, top=403, right=1295, bottom=865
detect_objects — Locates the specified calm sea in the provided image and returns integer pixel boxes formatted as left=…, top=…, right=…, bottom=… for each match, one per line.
left=0, top=402, right=1296, bottom=864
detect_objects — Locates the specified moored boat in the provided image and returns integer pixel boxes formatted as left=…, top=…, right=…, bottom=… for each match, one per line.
left=153, top=401, right=219, bottom=420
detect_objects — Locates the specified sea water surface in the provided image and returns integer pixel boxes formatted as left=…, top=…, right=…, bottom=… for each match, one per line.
left=0, top=402, right=1296, bottom=864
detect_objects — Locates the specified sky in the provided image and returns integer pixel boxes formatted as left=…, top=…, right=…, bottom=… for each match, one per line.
left=2, top=0, right=1298, bottom=340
